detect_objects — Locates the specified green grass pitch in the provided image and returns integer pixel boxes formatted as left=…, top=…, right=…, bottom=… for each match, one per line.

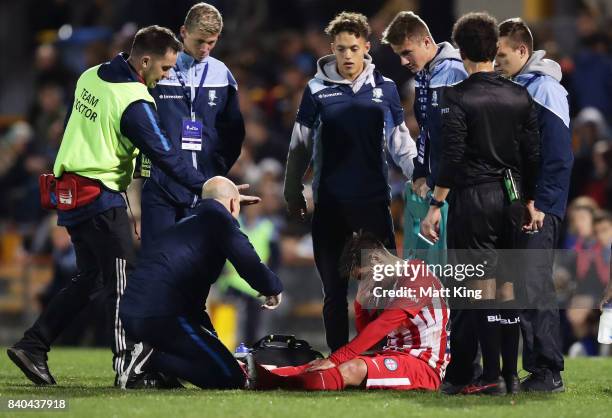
left=0, top=348, right=611, bottom=418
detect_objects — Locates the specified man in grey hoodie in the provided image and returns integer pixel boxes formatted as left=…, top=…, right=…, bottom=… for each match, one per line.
left=283, top=11, right=416, bottom=351
left=496, top=18, right=574, bottom=393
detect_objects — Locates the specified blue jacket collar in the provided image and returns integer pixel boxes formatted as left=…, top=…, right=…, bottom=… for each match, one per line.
left=98, top=53, right=143, bottom=84
left=177, top=51, right=209, bottom=69
left=198, top=198, right=240, bottom=226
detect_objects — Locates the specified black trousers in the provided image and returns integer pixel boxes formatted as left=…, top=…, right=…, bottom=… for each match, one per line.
left=518, top=214, right=564, bottom=374
left=312, top=200, right=395, bottom=351
left=121, top=315, right=245, bottom=389
left=444, top=183, right=519, bottom=384
left=17, top=207, right=135, bottom=376
left=444, top=309, right=479, bottom=385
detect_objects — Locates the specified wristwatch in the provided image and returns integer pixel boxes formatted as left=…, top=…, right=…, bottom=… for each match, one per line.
left=429, top=197, right=445, bottom=208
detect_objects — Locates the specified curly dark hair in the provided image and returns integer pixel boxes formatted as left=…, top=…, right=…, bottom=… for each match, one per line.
left=338, top=231, right=384, bottom=278
left=325, top=11, right=371, bottom=39
left=452, top=12, right=499, bottom=62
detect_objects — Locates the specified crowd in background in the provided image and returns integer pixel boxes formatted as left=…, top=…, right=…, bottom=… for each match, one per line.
left=0, top=0, right=610, bottom=355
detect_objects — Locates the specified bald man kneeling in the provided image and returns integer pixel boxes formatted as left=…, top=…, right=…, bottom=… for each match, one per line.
left=118, top=176, right=283, bottom=389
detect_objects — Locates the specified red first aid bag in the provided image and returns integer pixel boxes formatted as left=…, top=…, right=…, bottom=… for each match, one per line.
left=39, top=173, right=102, bottom=211
left=38, top=174, right=57, bottom=210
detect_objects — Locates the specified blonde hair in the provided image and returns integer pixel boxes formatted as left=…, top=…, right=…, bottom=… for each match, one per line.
left=184, top=2, right=223, bottom=35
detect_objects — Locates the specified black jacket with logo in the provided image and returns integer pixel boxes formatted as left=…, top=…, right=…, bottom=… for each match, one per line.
left=436, top=71, right=540, bottom=199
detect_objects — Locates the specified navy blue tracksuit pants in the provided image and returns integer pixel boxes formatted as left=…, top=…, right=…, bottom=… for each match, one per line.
left=121, top=314, right=245, bottom=389
left=312, top=200, right=396, bottom=351
left=518, top=214, right=564, bottom=374
left=140, top=180, right=197, bottom=249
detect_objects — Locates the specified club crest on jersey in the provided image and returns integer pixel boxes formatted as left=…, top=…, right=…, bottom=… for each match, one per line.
left=372, top=88, right=383, bottom=103
left=431, top=91, right=438, bottom=107
left=208, top=90, right=217, bottom=106
left=384, top=358, right=398, bottom=371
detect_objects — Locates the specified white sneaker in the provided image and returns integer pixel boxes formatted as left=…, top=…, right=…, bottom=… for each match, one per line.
left=118, top=342, right=154, bottom=389
left=568, top=341, right=587, bottom=358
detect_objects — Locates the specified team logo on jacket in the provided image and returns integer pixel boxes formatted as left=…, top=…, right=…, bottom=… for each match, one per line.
left=208, top=90, right=217, bottom=106
left=384, top=358, right=398, bottom=371
left=372, top=88, right=383, bottom=103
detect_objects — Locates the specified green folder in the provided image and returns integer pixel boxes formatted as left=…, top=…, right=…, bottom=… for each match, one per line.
left=403, top=181, right=448, bottom=266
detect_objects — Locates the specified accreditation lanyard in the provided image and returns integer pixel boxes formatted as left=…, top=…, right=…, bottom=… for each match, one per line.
left=175, top=62, right=209, bottom=121
left=175, top=62, right=208, bottom=152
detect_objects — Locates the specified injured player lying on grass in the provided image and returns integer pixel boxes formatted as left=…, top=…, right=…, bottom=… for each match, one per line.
left=246, top=232, right=450, bottom=391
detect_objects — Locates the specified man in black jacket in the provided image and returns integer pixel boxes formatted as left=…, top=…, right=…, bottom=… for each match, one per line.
left=420, top=13, right=540, bottom=395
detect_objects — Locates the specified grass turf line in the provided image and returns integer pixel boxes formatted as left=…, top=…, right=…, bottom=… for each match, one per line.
left=0, top=348, right=611, bottom=418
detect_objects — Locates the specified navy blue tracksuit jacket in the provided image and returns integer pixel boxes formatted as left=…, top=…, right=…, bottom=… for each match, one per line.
left=147, top=52, right=245, bottom=208
left=139, top=52, right=245, bottom=248
left=120, top=199, right=283, bottom=319
left=412, top=42, right=467, bottom=188
left=118, top=199, right=281, bottom=389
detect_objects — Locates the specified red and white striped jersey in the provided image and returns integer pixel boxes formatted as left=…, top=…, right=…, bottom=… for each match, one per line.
left=329, top=267, right=450, bottom=380
left=382, top=294, right=450, bottom=379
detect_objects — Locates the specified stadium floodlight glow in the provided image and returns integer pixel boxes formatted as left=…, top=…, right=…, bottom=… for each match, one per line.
left=58, top=24, right=73, bottom=40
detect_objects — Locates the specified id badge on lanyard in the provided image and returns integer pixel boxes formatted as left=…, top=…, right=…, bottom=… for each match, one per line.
left=176, top=63, right=208, bottom=151
left=181, top=118, right=203, bottom=151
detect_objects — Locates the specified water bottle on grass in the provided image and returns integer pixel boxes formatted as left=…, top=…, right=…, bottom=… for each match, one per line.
left=598, top=303, right=612, bottom=344
left=235, top=342, right=250, bottom=359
